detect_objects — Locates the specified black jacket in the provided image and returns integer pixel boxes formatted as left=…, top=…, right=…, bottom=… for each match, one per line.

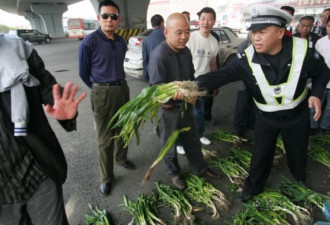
left=196, top=36, right=330, bottom=127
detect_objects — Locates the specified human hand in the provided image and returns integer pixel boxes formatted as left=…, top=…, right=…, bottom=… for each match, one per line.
left=44, top=82, right=87, bottom=120
left=213, top=88, right=220, bottom=96
left=173, top=90, right=196, bottom=104
left=309, top=96, right=322, bottom=121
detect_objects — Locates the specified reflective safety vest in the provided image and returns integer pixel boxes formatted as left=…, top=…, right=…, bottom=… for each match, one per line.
left=245, top=37, right=308, bottom=112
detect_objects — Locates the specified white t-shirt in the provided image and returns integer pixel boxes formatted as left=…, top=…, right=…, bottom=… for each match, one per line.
left=315, top=35, right=330, bottom=88
left=186, top=31, right=218, bottom=77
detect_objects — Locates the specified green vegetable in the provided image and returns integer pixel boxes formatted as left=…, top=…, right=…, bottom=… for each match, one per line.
left=85, top=203, right=111, bottom=225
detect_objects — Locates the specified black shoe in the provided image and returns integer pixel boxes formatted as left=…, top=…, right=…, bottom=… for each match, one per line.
left=239, top=191, right=253, bottom=202
left=119, top=160, right=135, bottom=170
left=205, top=168, right=222, bottom=178
left=171, top=176, right=186, bottom=190
left=100, top=182, right=111, bottom=196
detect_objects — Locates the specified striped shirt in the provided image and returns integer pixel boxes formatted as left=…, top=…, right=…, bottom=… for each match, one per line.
left=78, top=28, right=127, bottom=88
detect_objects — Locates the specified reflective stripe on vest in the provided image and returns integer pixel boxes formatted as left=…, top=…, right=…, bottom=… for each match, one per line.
left=245, top=37, right=308, bottom=112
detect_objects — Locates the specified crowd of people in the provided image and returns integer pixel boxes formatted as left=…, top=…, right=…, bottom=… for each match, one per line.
left=1, top=0, right=329, bottom=223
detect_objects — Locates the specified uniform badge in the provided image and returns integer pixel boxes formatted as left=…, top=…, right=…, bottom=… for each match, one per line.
left=314, top=51, right=320, bottom=60
left=274, top=87, right=281, bottom=95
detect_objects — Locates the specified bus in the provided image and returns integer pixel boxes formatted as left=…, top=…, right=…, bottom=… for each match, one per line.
left=67, top=18, right=99, bottom=39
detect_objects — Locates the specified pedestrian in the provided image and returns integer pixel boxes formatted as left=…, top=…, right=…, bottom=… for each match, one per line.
left=182, top=11, right=190, bottom=22
left=195, top=5, right=329, bottom=202
left=78, top=0, right=135, bottom=196
left=311, top=16, right=330, bottom=134
left=142, top=14, right=165, bottom=81
left=187, top=7, right=218, bottom=148
left=318, top=8, right=330, bottom=37
left=148, top=13, right=219, bottom=190
left=280, top=5, right=295, bottom=36
left=293, top=15, right=320, bottom=47
left=0, top=34, right=86, bottom=224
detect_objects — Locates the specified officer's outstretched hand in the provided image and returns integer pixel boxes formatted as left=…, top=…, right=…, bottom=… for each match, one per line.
left=44, top=82, right=87, bottom=120
left=309, top=96, right=322, bottom=121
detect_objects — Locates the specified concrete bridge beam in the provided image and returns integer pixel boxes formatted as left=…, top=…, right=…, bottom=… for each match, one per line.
left=30, top=3, right=68, bottom=38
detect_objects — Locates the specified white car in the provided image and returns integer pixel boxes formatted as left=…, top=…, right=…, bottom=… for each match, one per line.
left=124, top=27, right=246, bottom=79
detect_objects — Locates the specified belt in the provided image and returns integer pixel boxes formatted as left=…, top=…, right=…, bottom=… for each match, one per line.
left=93, top=80, right=126, bottom=87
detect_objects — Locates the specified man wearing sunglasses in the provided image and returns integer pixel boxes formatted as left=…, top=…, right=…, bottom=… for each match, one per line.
left=79, top=0, right=135, bottom=196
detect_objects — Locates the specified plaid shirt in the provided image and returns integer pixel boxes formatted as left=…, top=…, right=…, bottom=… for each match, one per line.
left=0, top=107, right=47, bottom=205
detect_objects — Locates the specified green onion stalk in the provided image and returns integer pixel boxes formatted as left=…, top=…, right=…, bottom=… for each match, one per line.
left=308, top=144, right=330, bottom=168
left=246, top=190, right=311, bottom=225
left=108, top=81, right=206, bottom=148
left=182, top=172, right=230, bottom=219
left=211, top=128, right=247, bottom=147
left=209, top=157, right=249, bottom=188
left=122, top=194, right=166, bottom=225
left=280, top=177, right=330, bottom=211
left=85, top=203, right=111, bottom=225
left=155, top=182, right=197, bottom=224
left=232, top=205, right=289, bottom=225
left=142, top=127, right=190, bottom=184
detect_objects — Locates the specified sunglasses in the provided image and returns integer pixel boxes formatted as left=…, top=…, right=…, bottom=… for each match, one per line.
left=100, top=13, right=119, bottom=20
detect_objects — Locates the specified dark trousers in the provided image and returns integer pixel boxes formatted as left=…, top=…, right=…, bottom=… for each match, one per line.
left=233, top=89, right=255, bottom=132
left=0, top=178, right=68, bottom=225
left=244, top=115, right=309, bottom=195
left=204, top=95, right=214, bottom=121
left=91, top=83, right=130, bottom=182
left=157, top=106, right=207, bottom=177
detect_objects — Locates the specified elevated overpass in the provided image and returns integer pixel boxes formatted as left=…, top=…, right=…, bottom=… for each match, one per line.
left=0, top=0, right=149, bottom=37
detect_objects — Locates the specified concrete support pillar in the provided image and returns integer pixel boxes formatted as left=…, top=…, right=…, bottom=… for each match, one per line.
left=30, top=3, right=68, bottom=38
left=90, top=0, right=149, bottom=29
left=25, top=11, right=45, bottom=33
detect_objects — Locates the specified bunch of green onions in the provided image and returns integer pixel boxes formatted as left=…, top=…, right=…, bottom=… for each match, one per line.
left=227, top=147, right=252, bottom=171
left=122, top=194, right=166, bottom=225
left=210, top=157, right=249, bottom=188
left=310, top=134, right=330, bottom=146
left=108, top=81, right=206, bottom=147
left=155, top=182, right=197, bottom=224
left=85, top=204, right=111, bottom=225
left=182, top=172, right=230, bottom=219
left=308, top=144, right=330, bottom=168
left=211, top=128, right=247, bottom=147
left=246, top=190, right=311, bottom=225
left=201, top=148, right=220, bottom=161
left=233, top=205, right=289, bottom=225
left=280, top=177, right=330, bottom=211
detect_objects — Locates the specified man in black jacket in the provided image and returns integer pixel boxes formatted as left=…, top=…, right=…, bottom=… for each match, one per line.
left=0, top=34, right=86, bottom=224
left=196, top=5, right=329, bottom=202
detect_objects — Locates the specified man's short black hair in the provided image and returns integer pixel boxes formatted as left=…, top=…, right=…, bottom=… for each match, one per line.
left=300, top=15, right=315, bottom=23
left=150, top=14, right=164, bottom=27
left=280, top=5, right=295, bottom=16
left=197, top=7, right=216, bottom=20
left=98, top=0, right=120, bottom=14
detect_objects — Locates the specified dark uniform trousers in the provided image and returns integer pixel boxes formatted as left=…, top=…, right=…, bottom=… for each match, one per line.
left=91, top=82, right=129, bottom=183
left=244, top=111, right=309, bottom=195
left=157, top=105, right=207, bottom=177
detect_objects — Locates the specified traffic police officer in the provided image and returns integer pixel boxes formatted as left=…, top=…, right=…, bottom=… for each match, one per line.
left=196, top=5, right=330, bottom=201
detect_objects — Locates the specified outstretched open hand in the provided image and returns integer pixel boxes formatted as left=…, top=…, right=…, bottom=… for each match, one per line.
left=44, top=82, right=87, bottom=120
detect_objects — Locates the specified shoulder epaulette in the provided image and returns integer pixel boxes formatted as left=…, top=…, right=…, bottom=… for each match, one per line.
left=237, top=52, right=246, bottom=59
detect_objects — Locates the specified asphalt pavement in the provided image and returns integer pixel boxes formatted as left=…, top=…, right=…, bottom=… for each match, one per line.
left=33, top=38, right=329, bottom=225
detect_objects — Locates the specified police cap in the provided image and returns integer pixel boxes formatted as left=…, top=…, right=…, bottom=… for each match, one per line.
left=247, top=5, right=293, bottom=31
